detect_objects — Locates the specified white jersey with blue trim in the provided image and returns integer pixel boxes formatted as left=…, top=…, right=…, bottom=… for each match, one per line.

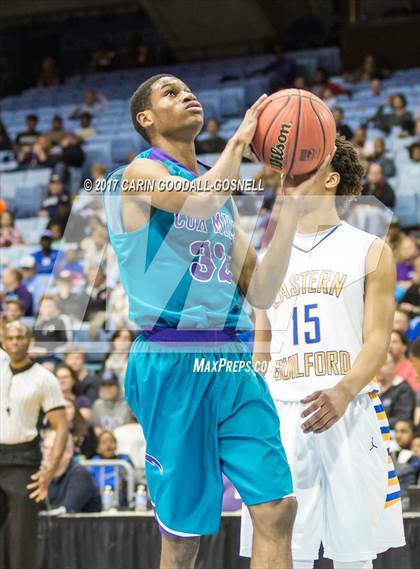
left=265, top=220, right=378, bottom=402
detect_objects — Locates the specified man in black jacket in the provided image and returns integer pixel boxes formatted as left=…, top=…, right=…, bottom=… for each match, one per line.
left=378, top=352, right=415, bottom=427
left=42, top=430, right=101, bottom=513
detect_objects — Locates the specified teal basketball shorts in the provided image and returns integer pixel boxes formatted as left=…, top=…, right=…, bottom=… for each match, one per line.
left=125, top=330, right=293, bottom=537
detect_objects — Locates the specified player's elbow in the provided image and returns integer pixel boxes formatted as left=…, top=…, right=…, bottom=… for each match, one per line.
left=246, top=291, right=274, bottom=310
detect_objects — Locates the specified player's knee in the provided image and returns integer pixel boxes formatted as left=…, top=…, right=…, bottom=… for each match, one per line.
left=250, top=496, right=297, bottom=538
left=161, top=535, right=200, bottom=566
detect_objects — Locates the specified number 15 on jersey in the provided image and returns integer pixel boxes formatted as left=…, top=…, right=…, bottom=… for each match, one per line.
left=292, top=304, right=321, bottom=345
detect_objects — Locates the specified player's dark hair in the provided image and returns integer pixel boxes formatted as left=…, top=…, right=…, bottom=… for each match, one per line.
left=409, top=338, right=420, bottom=359
left=130, top=74, right=176, bottom=142
left=331, top=135, right=364, bottom=196
left=391, top=329, right=408, bottom=346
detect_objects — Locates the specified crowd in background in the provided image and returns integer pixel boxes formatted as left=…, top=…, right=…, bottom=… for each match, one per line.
left=0, top=49, right=419, bottom=513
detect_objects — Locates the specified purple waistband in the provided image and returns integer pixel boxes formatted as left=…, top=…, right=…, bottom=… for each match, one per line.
left=141, top=328, right=238, bottom=343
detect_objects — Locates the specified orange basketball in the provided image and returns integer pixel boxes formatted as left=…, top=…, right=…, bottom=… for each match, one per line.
left=252, top=88, right=336, bottom=177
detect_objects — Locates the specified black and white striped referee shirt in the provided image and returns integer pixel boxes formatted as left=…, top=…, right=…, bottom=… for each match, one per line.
left=0, top=360, right=65, bottom=444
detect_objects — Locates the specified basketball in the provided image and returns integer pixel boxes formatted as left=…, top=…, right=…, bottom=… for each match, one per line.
left=252, top=88, right=336, bottom=177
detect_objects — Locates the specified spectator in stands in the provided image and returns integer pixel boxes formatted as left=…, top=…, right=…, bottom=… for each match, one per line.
left=408, top=141, right=420, bottom=163
left=394, top=308, right=420, bottom=343
left=103, top=329, right=135, bottom=387
left=396, top=236, right=418, bottom=288
left=1, top=267, right=33, bottom=316
left=91, top=371, right=131, bottom=436
left=42, top=430, right=101, bottom=513
left=15, top=114, right=40, bottom=149
left=32, top=134, right=57, bottom=167
left=57, top=133, right=85, bottom=170
left=4, top=298, right=24, bottom=323
left=310, top=67, right=348, bottom=98
left=89, top=430, right=133, bottom=506
left=113, top=411, right=146, bottom=472
left=367, top=138, right=396, bottom=178
left=378, top=352, right=415, bottom=427
left=80, top=224, right=108, bottom=268
left=370, top=78, right=382, bottom=96
left=19, top=254, right=37, bottom=290
left=370, top=94, right=414, bottom=134
left=196, top=117, right=226, bottom=154
left=69, top=90, right=108, bottom=120
left=292, top=75, right=306, bottom=89
left=48, top=201, right=72, bottom=241
left=400, top=256, right=420, bottom=321
left=55, top=363, right=92, bottom=422
left=0, top=210, right=24, bottom=246
left=332, top=108, right=353, bottom=140
left=17, top=134, right=55, bottom=168
left=54, top=249, right=84, bottom=281
left=108, top=283, right=130, bottom=329
left=76, top=112, right=96, bottom=142
left=83, top=265, right=108, bottom=340
left=64, top=398, right=97, bottom=458
left=33, top=294, right=69, bottom=349
left=409, top=339, right=420, bottom=425
left=0, top=119, right=12, bottom=150
left=320, top=86, right=337, bottom=109
left=64, top=346, right=100, bottom=403
left=391, top=420, right=420, bottom=502
left=386, top=216, right=404, bottom=261
left=56, top=270, right=87, bottom=320
left=32, top=230, right=62, bottom=275
left=39, top=174, right=70, bottom=219
left=351, top=127, right=371, bottom=163
left=362, top=163, right=395, bottom=209
left=45, top=115, right=69, bottom=147
left=389, top=330, right=418, bottom=392
left=352, top=54, right=388, bottom=82
left=37, top=56, right=60, bottom=87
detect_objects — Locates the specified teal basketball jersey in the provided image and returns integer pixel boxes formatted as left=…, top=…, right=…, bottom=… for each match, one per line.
left=103, top=147, right=252, bottom=331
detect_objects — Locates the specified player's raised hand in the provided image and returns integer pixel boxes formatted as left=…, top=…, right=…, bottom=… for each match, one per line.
left=300, top=384, right=353, bottom=434
left=232, top=94, right=271, bottom=156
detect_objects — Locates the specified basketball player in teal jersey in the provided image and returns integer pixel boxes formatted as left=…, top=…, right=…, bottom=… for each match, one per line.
left=103, top=74, right=330, bottom=569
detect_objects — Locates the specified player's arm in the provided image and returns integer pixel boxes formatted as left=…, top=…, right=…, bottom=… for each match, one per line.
left=121, top=95, right=269, bottom=220
left=252, top=309, right=272, bottom=378
left=230, top=157, right=332, bottom=309
left=301, top=239, right=396, bottom=434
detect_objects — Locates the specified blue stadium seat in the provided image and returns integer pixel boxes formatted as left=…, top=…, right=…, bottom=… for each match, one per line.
left=219, top=87, right=245, bottom=117
left=14, top=217, right=49, bottom=244
left=14, top=185, right=45, bottom=218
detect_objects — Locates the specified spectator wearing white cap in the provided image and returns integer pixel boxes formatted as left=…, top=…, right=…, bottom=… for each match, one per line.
left=31, top=230, right=62, bottom=275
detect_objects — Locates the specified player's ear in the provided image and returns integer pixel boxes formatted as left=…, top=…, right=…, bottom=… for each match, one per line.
left=136, top=110, right=153, bottom=130
left=325, top=171, right=340, bottom=192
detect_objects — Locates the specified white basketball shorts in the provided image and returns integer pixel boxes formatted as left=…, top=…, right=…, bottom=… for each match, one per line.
left=240, top=392, right=405, bottom=562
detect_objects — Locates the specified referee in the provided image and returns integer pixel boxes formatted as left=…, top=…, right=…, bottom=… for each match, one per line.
left=0, top=321, right=68, bottom=569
